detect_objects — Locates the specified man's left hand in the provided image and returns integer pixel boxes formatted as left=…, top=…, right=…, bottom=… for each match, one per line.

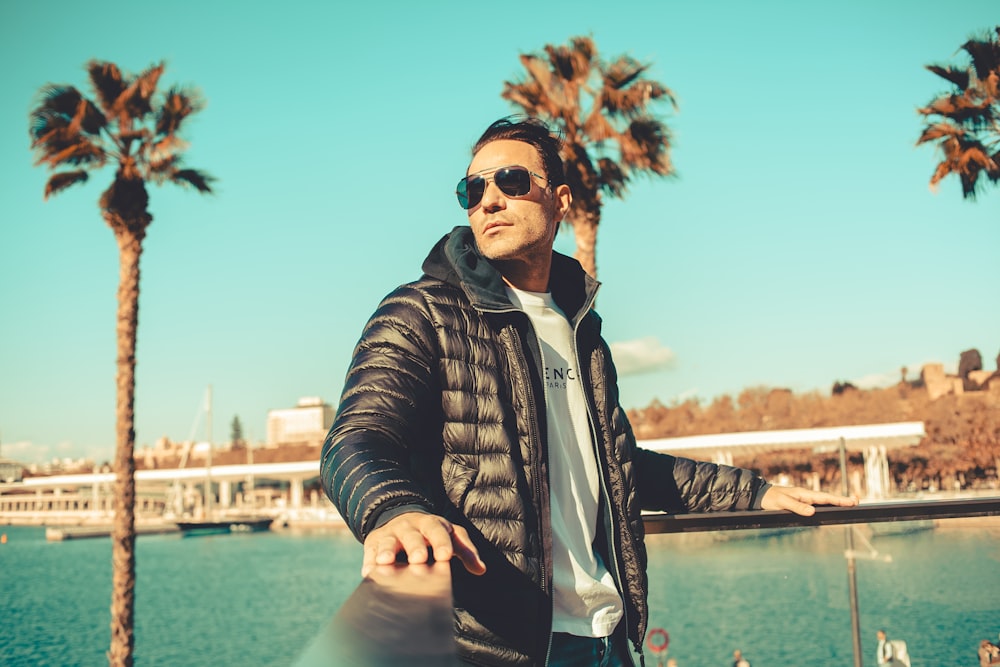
left=760, top=486, right=858, bottom=516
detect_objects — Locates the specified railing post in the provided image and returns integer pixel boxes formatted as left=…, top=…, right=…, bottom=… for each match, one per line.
left=293, top=561, right=459, bottom=666
left=840, top=436, right=864, bottom=667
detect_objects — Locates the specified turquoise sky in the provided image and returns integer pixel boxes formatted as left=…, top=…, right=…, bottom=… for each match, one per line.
left=2, top=1, right=998, bottom=465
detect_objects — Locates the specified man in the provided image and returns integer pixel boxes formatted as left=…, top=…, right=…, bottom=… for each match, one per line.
left=732, top=649, right=751, bottom=667
left=876, top=630, right=895, bottom=666
left=321, top=116, right=857, bottom=667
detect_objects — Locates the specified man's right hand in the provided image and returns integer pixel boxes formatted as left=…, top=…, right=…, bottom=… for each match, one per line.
left=361, top=511, right=487, bottom=578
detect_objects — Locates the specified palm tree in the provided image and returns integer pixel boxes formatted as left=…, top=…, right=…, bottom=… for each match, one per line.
left=916, top=26, right=1000, bottom=200
left=29, top=60, right=213, bottom=667
left=502, top=36, right=677, bottom=277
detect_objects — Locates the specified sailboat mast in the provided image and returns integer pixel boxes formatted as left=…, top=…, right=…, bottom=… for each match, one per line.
left=205, top=384, right=213, bottom=517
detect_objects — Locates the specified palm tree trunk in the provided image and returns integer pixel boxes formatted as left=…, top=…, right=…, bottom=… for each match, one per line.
left=570, top=209, right=600, bottom=279
left=108, top=229, right=142, bottom=667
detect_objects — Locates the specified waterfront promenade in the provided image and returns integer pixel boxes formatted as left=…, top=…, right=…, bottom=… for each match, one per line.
left=0, top=460, right=342, bottom=528
left=0, top=422, right=930, bottom=529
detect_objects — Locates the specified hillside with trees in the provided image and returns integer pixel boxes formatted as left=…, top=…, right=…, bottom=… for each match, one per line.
left=628, top=355, right=1000, bottom=495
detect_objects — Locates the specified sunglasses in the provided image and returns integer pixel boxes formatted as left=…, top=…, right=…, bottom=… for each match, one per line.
left=456, top=165, right=546, bottom=210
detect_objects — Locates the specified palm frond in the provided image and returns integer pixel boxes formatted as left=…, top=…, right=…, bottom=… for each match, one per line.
left=603, top=57, right=647, bottom=90
left=543, top=44, right=573, bottom=83
left=568, top=36, right=596, bottom=82
left=86, top=60, right=126, bottom=113
left=604, top=84, right=652, bottom=117
left=521, top=54, right=571, bottom=110
left=146, top=134, right=190, bottom=166
left=147, top=154, right=180, bottom=181
left=545, top=39, right=593, bottom=85
left=36, top=139, right=105, bottom=168
left=928, top=160, right=952, bottom=191
left=155, top=87, right=203, bottom=136
left=956, top=144, right=995, bottom=171
left=635, top=80, right=677, bottom=108
left=961, top=27, right=1000, bottom=82
left=920, top=93, right=993, bottom=127
left=562, top=142, right=599, bottom=191
left=521, top=55, right=554, bottom=96
left=582, top=107, right=616, bottom=142
left=925, top=64, right=970, bottom=90
left=135, top=62, right=164, bottom=101
left=596, top=157, right=627, bottom=197
left=76, top=97, right=107, bottom=135
left=622, top=118, right=673, bottom=174
left=916, top=122, right=963, bottom=146
left=503, top=79, right=551, bottom=117
left=927, top=135, right=996, bottom=199
left=989, top=150, right=1000, bottom=183
left=171, top=168, right=215, bottom=193
left=113, top=62, right=164, bottom=120
left=44, top=170, right=89, bottom=199
left=118, top=128, right=150, bottom=143
left=30, top=105, right=106, bottom=167
left=959, top=168, right=980, bottom=198
left=29, top=86, right=82, bottom=140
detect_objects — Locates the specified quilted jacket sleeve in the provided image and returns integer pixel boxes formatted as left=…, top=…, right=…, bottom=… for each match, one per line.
left=633, top=447, right=767, bottom=513
left=320, top=285, right=440, bottom=542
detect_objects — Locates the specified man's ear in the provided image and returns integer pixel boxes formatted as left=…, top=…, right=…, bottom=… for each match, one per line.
left=554, top=183, right=572, bottom=219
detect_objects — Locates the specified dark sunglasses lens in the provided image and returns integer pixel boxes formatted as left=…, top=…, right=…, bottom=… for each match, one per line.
left=457, top=176, right=485, bottom=209
left=495, top=168, right=531, bottom=196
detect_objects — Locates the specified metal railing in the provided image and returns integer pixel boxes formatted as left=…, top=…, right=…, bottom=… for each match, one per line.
left=641, top=496, right=1000, bottom=533
left=292, top=496, right=1000, bottom=667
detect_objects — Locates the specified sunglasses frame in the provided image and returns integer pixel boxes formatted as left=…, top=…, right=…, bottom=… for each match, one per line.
left=456, top=165, right=547, bottom=210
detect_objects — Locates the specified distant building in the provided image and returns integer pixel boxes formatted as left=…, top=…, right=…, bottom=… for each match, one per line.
left=0, top=458, right=24, bottom=483
left=266, top=397, right=334, bottom=447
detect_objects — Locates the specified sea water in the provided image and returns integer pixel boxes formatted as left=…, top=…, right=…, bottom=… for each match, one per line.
left=1, top=523, right=997, bottom=666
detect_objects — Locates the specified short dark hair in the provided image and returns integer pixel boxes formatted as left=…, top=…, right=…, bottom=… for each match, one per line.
left=472, top=116, right=566, bottom=188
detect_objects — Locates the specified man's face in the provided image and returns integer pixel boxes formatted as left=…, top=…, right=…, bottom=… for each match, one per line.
left=465, top=139, right=570, bottom=268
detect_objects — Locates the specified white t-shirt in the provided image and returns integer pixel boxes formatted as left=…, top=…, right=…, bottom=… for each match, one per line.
left=506, top=286, right=623, bottom=638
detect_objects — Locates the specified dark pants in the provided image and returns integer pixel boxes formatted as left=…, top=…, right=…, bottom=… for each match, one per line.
left=548, top=631, right=630, bottom=667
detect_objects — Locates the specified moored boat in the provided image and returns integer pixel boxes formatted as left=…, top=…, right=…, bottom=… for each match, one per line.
left=174, top=516, right=274, bottom=537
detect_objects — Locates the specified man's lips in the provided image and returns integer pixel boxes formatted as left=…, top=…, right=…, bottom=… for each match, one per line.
left=483, top=221, right=510, bottom=234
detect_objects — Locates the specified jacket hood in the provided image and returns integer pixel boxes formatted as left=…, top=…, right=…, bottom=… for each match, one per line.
left=421, top=225, right=599, bottom=320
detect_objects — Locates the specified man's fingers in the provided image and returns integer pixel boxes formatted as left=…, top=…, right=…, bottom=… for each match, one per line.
left=361, top=534, right=403, bottom=577
left=785, top=498, right=817, bottom=516
left=451, top=525, right=486, bottom=575
left=360, top=512, right=470, bottom=577
left=415, top=515, right=456, bottom=564
left=760, top=485, right=855, bottom=516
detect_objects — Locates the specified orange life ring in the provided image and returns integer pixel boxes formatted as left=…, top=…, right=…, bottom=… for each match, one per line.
left=646, top=627, right=669, bottom=653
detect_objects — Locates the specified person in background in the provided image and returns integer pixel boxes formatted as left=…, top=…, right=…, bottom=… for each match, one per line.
left=321, top=116, right=858, bottom=667
left=732, top=648, right=751, bottom=667
left=979, top=638, right=1000, bottom=666
left=876, top=629, right=912, bottom=666
left=876, top=630, right=893, bottom=665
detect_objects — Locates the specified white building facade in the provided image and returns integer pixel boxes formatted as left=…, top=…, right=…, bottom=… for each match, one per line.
left=266, top=397, right=334, bottom=447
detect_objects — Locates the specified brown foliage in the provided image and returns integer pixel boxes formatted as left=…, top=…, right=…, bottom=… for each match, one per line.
left=628, top=383, right=1000, bottom=491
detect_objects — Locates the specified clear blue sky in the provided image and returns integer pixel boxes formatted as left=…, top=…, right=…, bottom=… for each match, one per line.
left=2, top=1, right=998, bottom=465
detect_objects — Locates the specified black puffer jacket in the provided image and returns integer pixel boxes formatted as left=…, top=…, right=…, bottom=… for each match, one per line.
left=321, top=226, right=767, bottom=667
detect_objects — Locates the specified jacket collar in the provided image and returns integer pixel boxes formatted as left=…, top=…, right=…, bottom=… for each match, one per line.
left=421, top=226, right=600, bottom=322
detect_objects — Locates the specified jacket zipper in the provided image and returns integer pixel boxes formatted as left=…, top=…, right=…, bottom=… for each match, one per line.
left=571, top=310, right=641, bottom=667
left=499, top=322, right=554, bottom=666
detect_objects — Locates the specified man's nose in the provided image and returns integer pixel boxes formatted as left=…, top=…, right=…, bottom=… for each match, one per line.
left=480, top=179, right=506, bottom=211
